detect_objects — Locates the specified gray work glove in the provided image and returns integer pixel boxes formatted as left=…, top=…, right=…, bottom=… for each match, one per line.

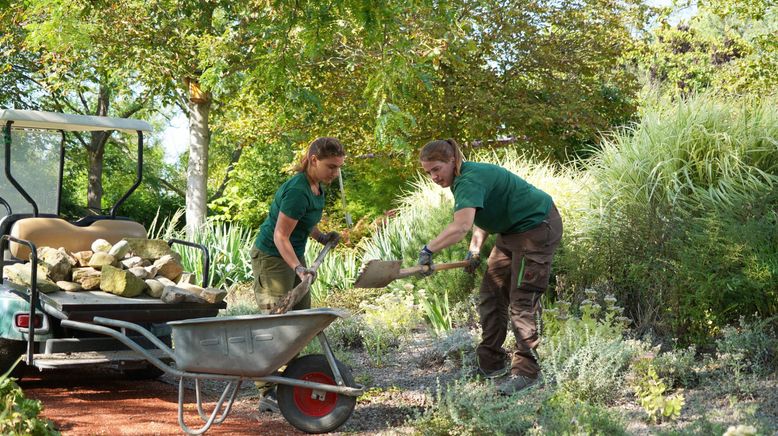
left=464, top=250, right=481, bottom=274
left=295, top=264, right=317, bottom=281
left=417, top=245, right=435, bottom=277
left=315, top=231, right=340, bottom=245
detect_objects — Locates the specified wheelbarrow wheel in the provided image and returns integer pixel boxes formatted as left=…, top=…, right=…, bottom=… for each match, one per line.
left=277, top=354, right=356, bottom=434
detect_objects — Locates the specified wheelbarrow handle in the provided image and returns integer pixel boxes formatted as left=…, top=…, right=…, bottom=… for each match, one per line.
left=397, top=260, right=471, bottom=279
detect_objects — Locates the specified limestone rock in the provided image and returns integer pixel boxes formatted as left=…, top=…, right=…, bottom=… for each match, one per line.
left=153, top=255, right=184, bottom=282
left=124, top=238, right=174, bottom=260
left=178, top=272, right=196, bottom=285
left=100, top=265, right=146, bottom=297
left=108, top=240, right=131, bottom=259
left=56, top=281, right=83, bottom=292
left=72, top=267, right=100, bottom=283
left=200, top=288, right=227, bottom=304
left=160, top=285, right=208, bottom=304
left=127, top=267, right=149, bottom=279
left=91, top=239, right=112, bottom=253
left=81, top=276, right=102, bottom=290
left=88, top=252, right=117, bottom=270
left=144, top=279, right=164, bottom=298
left=143, top=265, right=158, bottom=278
left=3, top=263, right=60, bottom=293
left=37, top=247, right=73, bottom=282
left=173, top=282, right=226, bottom=304
left=72, top=251, right=93, bottom=267
left=156, top=276, right=177, bottom=287
left=120, top=256, right=145, bottom=269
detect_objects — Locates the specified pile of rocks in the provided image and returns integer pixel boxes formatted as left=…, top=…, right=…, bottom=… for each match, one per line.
left=2, top=238, right=225, bottom=304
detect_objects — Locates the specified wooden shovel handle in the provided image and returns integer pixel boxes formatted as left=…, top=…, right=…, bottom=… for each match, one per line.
left=269, top=235, right=340, bottom=314
left=397, top=260, right=471, bottom=279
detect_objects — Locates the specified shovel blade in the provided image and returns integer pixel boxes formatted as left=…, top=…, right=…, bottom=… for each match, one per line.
left=353, top=259, right=402, bottom=288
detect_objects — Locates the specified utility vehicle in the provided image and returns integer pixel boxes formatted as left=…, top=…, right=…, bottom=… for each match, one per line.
left=0, top=109, right=224, bottom=379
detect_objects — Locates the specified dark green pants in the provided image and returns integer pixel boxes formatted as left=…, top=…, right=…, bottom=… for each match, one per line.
left=250, top=247, right=310, bottom=313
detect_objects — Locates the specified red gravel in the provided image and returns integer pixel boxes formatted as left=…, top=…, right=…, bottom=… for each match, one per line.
left=19, top=368, right=303, bottom=435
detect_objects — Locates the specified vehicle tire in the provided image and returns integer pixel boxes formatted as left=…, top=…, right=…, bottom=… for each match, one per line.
left=0, top=338, right=27, bottom=379
left=277, top=354, right=357, bottom=434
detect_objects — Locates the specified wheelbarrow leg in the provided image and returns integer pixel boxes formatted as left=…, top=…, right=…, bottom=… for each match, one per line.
left=317, top=332, right=346, bottom=386
left=194, top=378, right=243, bottom=424
left=177, top=377, right=241, bottom=435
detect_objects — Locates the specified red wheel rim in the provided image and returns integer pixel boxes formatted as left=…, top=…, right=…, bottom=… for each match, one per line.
left=293, top=372, right=338, bottom=417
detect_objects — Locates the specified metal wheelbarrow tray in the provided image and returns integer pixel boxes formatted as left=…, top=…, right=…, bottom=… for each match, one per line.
left=61, top=308, right=365, bottom=435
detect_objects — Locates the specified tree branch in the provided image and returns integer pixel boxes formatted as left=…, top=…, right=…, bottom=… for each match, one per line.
left=207, top=145, right=243, bottom=202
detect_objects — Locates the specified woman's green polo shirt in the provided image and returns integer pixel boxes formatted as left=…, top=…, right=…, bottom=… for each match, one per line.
left=452, top=161, right=551, bottom=234
left=255, top=172, right=324, bottom=259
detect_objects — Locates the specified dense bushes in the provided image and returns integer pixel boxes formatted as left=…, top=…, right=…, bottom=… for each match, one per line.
left=564, top=94, right=778, bottom=343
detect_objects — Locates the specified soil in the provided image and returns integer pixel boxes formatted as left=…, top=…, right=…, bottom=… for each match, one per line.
left=19, top=330, right=778, bottom=435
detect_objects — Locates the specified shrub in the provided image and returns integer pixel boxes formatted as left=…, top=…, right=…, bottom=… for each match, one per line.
left=630, top=358, right=685, bottom=423
left=534, top=392, right=628, bottom=435
left=539, top=293, right=636, bottom=404
left=412, top=379, right=549, bottom=435
left=567, top=93, right=778, bottom=342
left=653, top=345, right=699, bottom=389
left=0, top=358, right=60, bottom=435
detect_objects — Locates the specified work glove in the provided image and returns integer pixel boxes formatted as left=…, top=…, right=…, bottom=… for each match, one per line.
left=464, top=250, right=481, bottom=274
left=315, top=231, right=340, bottom=246
left=295, top=264, right=317, bottom=282
left=417, top=245, right=435, bottom=277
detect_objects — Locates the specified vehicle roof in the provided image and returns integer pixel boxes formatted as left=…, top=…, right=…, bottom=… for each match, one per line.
left=0, top=109, right=152, bottom=133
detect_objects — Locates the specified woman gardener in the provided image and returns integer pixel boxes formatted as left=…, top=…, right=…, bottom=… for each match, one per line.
left=251, top=136, right=344, bottom=411
left=417, top=139, right=563, bottom=395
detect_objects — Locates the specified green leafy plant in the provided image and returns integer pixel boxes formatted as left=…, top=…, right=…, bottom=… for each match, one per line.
left=631, top=359, right=685, bottom=423
left=417, top=287, right=453, bottom=336
left=0, top=357, right=60, bottom=435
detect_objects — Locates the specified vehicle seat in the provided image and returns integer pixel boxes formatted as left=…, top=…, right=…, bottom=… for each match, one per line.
left=8, top=217, right=147, bottom=259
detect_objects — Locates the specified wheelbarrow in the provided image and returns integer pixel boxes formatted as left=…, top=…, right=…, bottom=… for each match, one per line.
left=60, top=308, right=364, bottom=435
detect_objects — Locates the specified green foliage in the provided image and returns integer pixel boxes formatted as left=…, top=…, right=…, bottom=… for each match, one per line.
left=640, top=0, right=778, bottom=95
left=631, top=359, right=685, bottom=423
left=705, top=316, right=778, bottom=395
left=652, top=345, right=699, bottom=389
left=0, top=357, right=60, bottom=435
left=358, top=289, right=422, bottom=366
left=535, top=392, right=628, bottom=435
left=417, top=287, right=453, bottom=336
left=564, top=93, right=778, bottom=342
left=539, top=292, right=636, bottom=404
left=412, top=379, right=548, bottom=435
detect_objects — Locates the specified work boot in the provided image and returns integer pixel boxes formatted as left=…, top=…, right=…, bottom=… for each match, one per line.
left=468, top=365, right=509, bottom=380
left=258, top=387, right=279, bottom=413
left=497, top=373, right=541, bottom=395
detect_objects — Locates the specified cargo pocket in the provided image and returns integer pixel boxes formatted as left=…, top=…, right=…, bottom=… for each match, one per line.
left=520, top=253, right=553, bottom=292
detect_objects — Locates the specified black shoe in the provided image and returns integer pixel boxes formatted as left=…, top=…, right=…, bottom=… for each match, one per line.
left=258, top=387, right=279, bottom=413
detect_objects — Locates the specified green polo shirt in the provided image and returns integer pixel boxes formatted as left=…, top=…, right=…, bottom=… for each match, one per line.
left=452, top=161, right=552, bottom=234
left=255, top=172, right=325, bottom=259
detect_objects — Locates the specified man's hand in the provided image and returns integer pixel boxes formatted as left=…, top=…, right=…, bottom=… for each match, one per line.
left=417, top=245, right=435, bottom=277
left=295, top=264, right=317, bottom=281
left=464, top=250, right=481, bottom=274
left=316, top=231, right=340, bottom=245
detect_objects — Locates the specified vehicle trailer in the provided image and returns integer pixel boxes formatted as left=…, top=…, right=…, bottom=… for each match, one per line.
left=0, top=109, right=225, bottom=378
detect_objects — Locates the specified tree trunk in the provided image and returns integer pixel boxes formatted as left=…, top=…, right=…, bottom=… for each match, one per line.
left=185, top=89, right=211, bottom=238
left=86, top=86, right=112, bottom=213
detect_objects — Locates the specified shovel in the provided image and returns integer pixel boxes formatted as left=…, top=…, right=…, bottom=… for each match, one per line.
left=270, top=235, right=340, bottom=314
left=353, top=259, right=471, bottom=288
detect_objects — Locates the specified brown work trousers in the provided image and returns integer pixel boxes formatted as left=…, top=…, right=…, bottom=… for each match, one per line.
left=476, top=204, right=563, bottom=378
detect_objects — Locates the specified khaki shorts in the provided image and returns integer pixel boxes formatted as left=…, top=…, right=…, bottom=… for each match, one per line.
left=249, top=247, right=310, bottom=313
